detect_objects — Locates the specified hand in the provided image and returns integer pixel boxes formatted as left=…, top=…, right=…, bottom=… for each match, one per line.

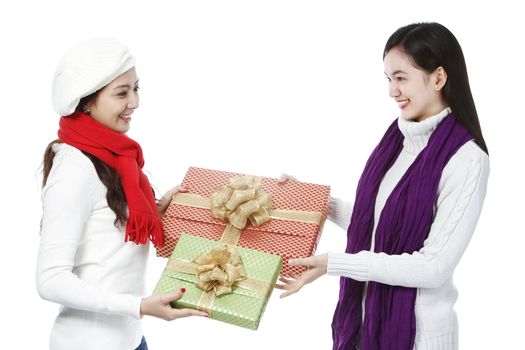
left=140, top=289, right=208, bottom=321
left=276, top=253, right=328, bottom=298
left=157, top=185, right=187, bottom=218
left=278, top=173, right=297, bottom=183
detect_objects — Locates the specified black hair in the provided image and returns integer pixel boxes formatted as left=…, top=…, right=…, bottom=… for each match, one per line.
left=42, top=91, right=128, bottom=227
left=384, top=22, right=488, bottom=154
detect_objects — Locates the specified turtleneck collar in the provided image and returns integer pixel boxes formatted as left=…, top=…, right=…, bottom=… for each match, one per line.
left=397, top=107, right=452, bottom=154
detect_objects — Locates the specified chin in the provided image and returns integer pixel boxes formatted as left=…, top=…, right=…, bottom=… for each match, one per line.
left=115, top=122, right=131, bottom=133
left=400, top=113, right=416, bottom=121
left=400, top=110, right=424, bottom=122
left=109, top=125, right=130, bottom=133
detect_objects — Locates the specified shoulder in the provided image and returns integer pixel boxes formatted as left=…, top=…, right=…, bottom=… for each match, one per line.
left=439, top=140, right=490, bottom=193
left=51, top=143, right=95, bottom=172
left=444, top=140, right=490, bottom=176
left=52, top=142, right=88, bottom=160
left=44, top=143, right=98, bottom=191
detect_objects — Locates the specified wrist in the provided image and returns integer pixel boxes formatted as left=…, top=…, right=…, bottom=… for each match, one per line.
left=139, top=298, right=145, bottom=316
left=139, top=297, right=150, bottom=317
left=321, top=253, right=328, bottom=274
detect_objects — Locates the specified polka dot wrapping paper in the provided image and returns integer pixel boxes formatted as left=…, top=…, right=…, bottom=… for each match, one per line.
left=156, top=167, right=331, bottom=277
left=154, top=234, right=282, bottom=330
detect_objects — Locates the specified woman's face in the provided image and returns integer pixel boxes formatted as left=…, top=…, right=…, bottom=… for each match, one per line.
left=86, top=68, right=139, bottom=133
left=384, top=47, right=447, bottom=122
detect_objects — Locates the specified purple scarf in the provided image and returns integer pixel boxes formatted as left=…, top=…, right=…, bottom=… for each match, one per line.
left=332, top=114, right=472, bottom=350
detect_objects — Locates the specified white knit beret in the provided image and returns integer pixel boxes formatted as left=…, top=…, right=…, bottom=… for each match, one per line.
left=52, top=38, right=136, bottom=116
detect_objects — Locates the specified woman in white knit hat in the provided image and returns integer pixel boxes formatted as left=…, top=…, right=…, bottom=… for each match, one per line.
left=37, top=38, right=207, bottom=350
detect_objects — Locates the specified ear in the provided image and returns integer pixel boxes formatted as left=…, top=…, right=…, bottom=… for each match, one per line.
left=82, top=103, right=92, bottom=115
left=434, top=66, right=448, bottom=91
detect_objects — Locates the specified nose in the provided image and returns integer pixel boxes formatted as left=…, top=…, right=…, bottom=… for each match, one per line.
left=389, top=81, right=400, bottom=98
left=127, top=90, right=139, bottom=109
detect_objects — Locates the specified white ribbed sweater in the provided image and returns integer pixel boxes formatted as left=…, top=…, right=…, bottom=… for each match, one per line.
left=327, top=108, right=490, bottom=350
left=36, top=143, right=147, bottom=350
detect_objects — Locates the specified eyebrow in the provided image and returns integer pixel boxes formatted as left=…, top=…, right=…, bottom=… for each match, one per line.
left=385, top=70, right=407, bottom=76
left=113, top=80, right=140, bottom=90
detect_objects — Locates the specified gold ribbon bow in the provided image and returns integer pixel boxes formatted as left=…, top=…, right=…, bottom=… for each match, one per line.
left=193, top=244, right=247, bottom=296
left=166, top=238, right=275, bottom=315
left=210, top=176, right=272, bottom=230
left=171, top=176, right=325, bottom=246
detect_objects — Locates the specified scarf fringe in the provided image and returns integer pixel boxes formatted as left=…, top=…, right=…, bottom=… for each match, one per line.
left=126, top=212, right=165, bottom=248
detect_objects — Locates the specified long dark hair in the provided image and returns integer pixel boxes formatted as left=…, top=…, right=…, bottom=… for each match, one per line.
left=42, top=92, right=128, bottom=227
left=384, top=22, right=488, bottom=154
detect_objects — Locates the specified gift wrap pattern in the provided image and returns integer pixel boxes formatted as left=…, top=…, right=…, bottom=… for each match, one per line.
left=154, top=234, right=282, bottom=330
left=156, top=167, right=330, bottom=276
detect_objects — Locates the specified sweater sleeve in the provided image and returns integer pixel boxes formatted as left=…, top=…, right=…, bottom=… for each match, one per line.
left=328, top=196, right=353, bottom=230
left=36, top=152, right=142, bottom=319
left=327, top=143, right=490, bottom=289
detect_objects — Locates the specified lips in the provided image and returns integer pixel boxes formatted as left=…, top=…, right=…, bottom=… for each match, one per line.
left=119, top=114, right=132, bottom=122
left=396, top=99, right=409, bottom=109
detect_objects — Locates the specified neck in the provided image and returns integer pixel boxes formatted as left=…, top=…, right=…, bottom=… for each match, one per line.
left=417, top=99, right=449, bottom=122
left=398, top=107, right=451, bottom=154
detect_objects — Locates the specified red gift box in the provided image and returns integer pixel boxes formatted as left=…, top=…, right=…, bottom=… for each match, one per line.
left=157, top=167, right=330, bottom=276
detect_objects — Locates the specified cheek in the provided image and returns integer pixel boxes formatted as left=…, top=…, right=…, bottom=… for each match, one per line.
left=404, top=82, right=425, bottom=102
left=107, top=101, right=127, bottom=117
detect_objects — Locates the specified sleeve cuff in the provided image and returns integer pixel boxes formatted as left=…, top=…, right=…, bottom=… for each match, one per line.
left=327, top=197, right=353, bottom=230
left=107, top=294, right=143, bottom=320
left=327, top=251, right=370, bottom=281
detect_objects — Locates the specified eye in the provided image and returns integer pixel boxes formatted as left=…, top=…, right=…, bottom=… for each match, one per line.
left=117, top=91, right=127, bottom=97
left=386, top=77, right=391, bottom=82
left=396, top=76, right=406, bottom=81
left=134, top=86, right=140, bottom=93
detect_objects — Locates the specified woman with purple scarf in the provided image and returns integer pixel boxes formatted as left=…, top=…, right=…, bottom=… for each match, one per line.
left=277, top=22, right=489, bottom=350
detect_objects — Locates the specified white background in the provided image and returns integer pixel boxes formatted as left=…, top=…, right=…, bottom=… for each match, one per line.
left=1, top=0, right=523, bottom=348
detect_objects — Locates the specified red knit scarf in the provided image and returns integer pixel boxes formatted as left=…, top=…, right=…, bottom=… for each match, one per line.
left=58, top=111, right=164, bottom=248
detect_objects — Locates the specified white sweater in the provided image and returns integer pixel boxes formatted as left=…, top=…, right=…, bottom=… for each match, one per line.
left=36, top=143, right=147, bottom=350
left=327, top=108, right=490, bottom=350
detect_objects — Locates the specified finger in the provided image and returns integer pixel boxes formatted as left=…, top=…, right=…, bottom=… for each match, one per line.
left=279, top=283, right=303, bottom=298
left=278, top=276, right=296, bottom=283
left=274, top=283, right=290, bottom=290
left=173, top=308, right=209, bottom=318
left=280, top=290, right=294, bottom=298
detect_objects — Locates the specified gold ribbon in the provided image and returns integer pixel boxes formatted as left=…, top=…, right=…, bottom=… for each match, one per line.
left=210, top=176, right=272, bottom=230
left=172, top=189, right=324, bottom=246
left=173, top=193, right=323, bottom=226
left=166, top=244, right=272, bottom=315
left=172, top=183, right=325, bottom=245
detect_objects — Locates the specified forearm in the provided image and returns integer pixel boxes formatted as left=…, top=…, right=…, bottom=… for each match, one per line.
left=36, top=257, right=142, bottom=319
left=327, top=250, right=447, bottom=289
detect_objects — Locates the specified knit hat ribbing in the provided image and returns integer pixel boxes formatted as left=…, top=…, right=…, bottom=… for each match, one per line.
left=52, top=38, right=135, bottom=116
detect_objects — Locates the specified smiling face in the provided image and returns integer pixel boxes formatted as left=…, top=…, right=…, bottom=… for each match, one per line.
left=384, top=46, right=448, bottom=122
left=85, top=67, right=140, bottom=133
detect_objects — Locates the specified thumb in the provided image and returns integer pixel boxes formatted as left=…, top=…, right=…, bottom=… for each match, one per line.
left=174, top=185, right=188, bottom=193
left=169, top=185, right=188, bottom=195
left=278, top=173, right=297, bottom=183
left=161, top=288, right=185, bottom=303
left=288, top=258, right=311, bottom=267
left=166, top=185, right=187, bottom=199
